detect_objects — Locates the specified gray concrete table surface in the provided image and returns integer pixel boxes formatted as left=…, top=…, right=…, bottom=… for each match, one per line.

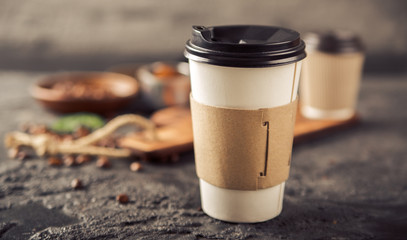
left=0, top=71, right=406, bottom=240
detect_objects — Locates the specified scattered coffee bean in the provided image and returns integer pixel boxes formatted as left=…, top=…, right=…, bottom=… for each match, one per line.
left=29, top=124, right=48, bottom=135
left=97, top=137, right=116, bottom=148
left=7, top=148, right=19, bottom=159
left=48, top=133, right=61, bottom=141
left=60, top=134, right=74, bottom=143
left=71, top=178, right=83, bottom=189
left=116, top=194, right=129, bottom=204
left=130, top=162, right=143, bottom=172
left=96, top=156, right=111, bottom=168
left=63, top=155, right=76, bottom=167
left=74, top=126, right=90, bottom=139
left=76, top=154, right=91, bottom=164
left=48, top=156, right=63, bottom=166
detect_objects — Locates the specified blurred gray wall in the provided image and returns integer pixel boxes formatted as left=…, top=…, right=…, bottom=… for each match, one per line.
left=0, top=0, right=406, bottom=72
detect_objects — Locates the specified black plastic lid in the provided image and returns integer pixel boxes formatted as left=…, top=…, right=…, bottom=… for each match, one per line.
left=304, top=30, right=364, bottom=54
left=184, top=25, right=306, bottom=68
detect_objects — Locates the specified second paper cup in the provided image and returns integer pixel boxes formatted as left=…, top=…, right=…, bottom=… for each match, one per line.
left=300, top=31, right=365, bottom=120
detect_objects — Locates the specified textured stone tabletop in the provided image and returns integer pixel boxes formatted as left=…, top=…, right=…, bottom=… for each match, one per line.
left=0, top=71, right=406, bottom=239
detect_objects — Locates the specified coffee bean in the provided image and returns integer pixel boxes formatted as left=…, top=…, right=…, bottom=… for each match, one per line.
left=63, top=155, right=76, bottom=167
left=116, top=194, right=129, bottom=204
left=76, top=154, right=91, bottom=164
left=74, top=126, right=90, bottom=139
left=60, top=134, right=74, bottom=143
left=48, top=156, right=63, bottom=166
left=71, top=178, right=83, bottom=189
left=29, top=124, right=48, bottom=135
left=96, top=156, right=111, bottom=168
left=130, top=162, right=143, bottom=172
left=97, top=137, right=117, bottom=148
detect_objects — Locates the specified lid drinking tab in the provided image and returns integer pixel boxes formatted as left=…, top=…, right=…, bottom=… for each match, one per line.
left=185, top=25, right=306, bottom=68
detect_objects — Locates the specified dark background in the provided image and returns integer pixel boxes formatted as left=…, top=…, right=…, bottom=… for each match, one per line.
left=0, top=0, right=406, bottom=73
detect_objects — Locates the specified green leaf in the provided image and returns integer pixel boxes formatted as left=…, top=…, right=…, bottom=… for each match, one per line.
left=51, top=113, right=105, bottom=133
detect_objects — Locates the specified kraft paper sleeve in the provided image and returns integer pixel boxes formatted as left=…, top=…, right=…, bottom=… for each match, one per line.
left=300, top=51, right=364, bottom=110
left=190, top=95, right=298, bottom=191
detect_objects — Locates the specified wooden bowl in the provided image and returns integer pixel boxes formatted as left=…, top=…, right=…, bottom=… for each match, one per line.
left=30, top=72, right=139, bottom=114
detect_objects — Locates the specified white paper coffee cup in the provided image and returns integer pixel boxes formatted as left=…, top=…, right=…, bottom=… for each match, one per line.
left=185, top=25, right=306, bottom=223
left=300, top=31, right=365, bottom=120
left=190, top=60, right=301, bottom=222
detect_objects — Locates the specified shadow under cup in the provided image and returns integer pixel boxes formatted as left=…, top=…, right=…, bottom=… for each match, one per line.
left=185, top=25, right=306, bottom=223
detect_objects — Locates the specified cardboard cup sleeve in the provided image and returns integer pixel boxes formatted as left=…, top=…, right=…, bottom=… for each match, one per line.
left=300, top=52, right=364, bottom=111
left=190, top=95, right=298, bottom=191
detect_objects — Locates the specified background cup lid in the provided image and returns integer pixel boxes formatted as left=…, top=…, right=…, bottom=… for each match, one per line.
left=184, top=25, right=306, bottom=68
left=304, top=30, right=364, bottom=54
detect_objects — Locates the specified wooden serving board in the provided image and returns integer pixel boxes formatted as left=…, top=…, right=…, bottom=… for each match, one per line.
left=118, top=106, right=359, bottom=160
left=118, top=107, right=193, bottom=161
left=294, top=109, right=359, bottom=144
